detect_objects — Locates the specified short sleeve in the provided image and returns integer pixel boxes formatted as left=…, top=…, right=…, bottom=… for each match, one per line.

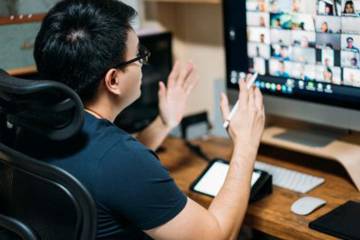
left=95, top=137, right=187, bottom=230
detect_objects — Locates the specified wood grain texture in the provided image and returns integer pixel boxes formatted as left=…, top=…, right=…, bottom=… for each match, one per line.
left=158, top=137, right=360, bottom=240
left=0, top=13, right=45, bottom=26
left=7, top=66, right=37, bottom=76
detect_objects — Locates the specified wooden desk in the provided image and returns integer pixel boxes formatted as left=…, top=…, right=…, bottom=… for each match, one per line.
left=158, top=137, right=360, bottom=240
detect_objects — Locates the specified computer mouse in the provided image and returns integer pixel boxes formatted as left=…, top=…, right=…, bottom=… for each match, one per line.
left=291, top=196, right=326, bottom=215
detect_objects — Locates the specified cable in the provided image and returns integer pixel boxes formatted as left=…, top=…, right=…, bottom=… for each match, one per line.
left=185, top=140, right=211, bottom=162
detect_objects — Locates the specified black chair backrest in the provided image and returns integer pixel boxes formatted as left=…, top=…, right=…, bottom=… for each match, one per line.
left=0, top=69, right=96, bottom=240
left=0, top=143, right=97, bottom=240
left=0, top=69, right=83, bottom=141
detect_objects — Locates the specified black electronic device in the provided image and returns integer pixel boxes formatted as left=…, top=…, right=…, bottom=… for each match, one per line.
left=309, top=200, right=360, bottom=240
left=190, top=159, right=272, bottom=202
left=114, top=31, right=173, bottom=133
left=180, top=111, right=211, bottom=140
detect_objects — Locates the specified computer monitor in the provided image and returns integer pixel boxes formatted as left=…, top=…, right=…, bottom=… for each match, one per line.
left=223, top=0, right=360, bottom=144
left=114, top=32, right=172, bottom=133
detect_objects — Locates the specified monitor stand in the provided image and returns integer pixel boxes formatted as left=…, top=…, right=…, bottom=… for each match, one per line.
left=273, top=128, right=344, bottom=148
left=262, top=126, right=360, bottom=191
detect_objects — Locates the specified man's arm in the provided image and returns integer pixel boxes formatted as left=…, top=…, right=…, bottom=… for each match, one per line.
left=135, top=116, right=171, bottom=151
left=136, top=61, right=198, bottom=151
left=146, top=147, right=255, bottom=240
left=145, top=77, right=265, bottom=240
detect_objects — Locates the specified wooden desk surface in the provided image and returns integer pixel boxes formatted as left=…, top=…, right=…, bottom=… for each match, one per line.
left=158, top=137, right=360, bottom=240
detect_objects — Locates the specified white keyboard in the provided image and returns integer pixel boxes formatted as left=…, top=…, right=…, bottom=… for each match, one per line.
left=254, top=161, right=325, bottom=193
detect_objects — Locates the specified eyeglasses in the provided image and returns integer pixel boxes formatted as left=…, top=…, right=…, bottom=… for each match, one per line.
left=114, top=45, right=151, bottom=68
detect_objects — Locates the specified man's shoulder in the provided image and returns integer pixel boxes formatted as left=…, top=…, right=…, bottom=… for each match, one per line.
left=82, top=113, right=158, bottom=164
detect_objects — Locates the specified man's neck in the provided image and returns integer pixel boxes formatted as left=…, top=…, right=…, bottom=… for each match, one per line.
left=85, top=101, right=118, bottom=122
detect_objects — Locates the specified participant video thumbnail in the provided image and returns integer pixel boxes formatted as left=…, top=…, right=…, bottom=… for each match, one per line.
left=341, top=51, right=360, bottom=67
left=341, top=34, right=360, bottom=52
left=270, top=13, right=292, bottom=29
left=271, top=29, right=292, bottom=45
left=247, top=12, right=270, bottom=27
left=315, top=16, right=341, bottom=33
left=292, top=14, right=316, bottom=31
left=321, top=47, right=335, bottom=66
left=291, top=63, right=316, bottom=80
left=291, top=0, right=317, bottom=14
left=252, top=57, right=267, bottom=74
left=303, top=64, right=317, bottom=80
left=248, top=42, right=271, bottom=58
left=316, top=33, right=341, bottom=50
left=270, top=13, right=315, bottom=31
left=292, top=47, right=316, bottom=63
left=317, top=0, right=341, bottom=16
left=290, top=62, right=304, bottom=79
left=342, top=17, right=360, bottom=34
left=315, top=65, right=342, bottom=84
left=269, top=58, right=291, bottom=78
left=248, top=27, right=270, bottom=44
left=343, top=67, right=360, bottom=86
left=247, top=0, right=269, bottom=12
left=270, top=0, right=292, bottom=13
left=292, top=31, right=316, bottom=47
left=342, top=0, right=360, bottom=16
left=271, top=44, right=292, bottom=61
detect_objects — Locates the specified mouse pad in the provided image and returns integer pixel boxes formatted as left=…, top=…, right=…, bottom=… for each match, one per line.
left=309, top=201, right=360, bottom=240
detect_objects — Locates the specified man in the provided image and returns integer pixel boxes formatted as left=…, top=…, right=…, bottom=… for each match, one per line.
left=23, top=0, right=265, bottom=239
left=259, top=33, right=266, bottom=44
left=346, top=37, right=360, bottom=53
left=275, top=61, right=290, bottom=78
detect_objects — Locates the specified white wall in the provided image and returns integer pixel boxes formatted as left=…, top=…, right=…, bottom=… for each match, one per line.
left=143, top=3, right=226, bottom=121
left=121, top=0, right=141, bottom=29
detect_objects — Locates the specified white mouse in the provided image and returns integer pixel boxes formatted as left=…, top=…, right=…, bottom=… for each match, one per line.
left=291, top=196, right=326, bottom=215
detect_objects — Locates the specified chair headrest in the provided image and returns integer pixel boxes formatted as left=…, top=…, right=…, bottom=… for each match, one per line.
left=0, top=69, right=84, bottom=141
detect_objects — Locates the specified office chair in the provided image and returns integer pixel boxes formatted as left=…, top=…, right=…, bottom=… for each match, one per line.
left=0, top=69, right=97, bottom=240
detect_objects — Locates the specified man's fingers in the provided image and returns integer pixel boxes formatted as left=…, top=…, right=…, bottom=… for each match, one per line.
left=220, top=92, right=230, bottom=120
left=245, top=74, right=253, bottom=86
left=239, top=77, right=249, bottom=106
left=184, top=67, right=198, bottom=95
left=177, top=62, right=194, bottom=88
left=168, top=61, right=181, bottom=89
left=248, top=87, right=255, bottom=110
left=254, top=87, right=264, bottom=111
left=158, top=81, right=167, bottom=101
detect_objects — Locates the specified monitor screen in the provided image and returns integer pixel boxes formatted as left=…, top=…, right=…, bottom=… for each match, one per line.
left=223, top=0, right=360, bottom=110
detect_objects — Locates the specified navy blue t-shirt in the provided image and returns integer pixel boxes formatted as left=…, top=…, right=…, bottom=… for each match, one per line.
left=17, top=112, right=187, bottom=239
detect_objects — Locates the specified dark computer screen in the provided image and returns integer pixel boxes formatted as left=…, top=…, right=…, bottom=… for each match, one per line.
left=223, top=0, right=360, bottom=110
left=114, top=32, right=173, bottom=133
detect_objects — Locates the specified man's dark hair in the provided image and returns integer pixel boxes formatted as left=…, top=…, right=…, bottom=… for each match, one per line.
left=34, top=0, right=137, bottom=103
left=347, top=37, right=354, bottom=42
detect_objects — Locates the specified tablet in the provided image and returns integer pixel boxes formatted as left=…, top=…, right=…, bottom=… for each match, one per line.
left=190, top=159, right=264, bottom=198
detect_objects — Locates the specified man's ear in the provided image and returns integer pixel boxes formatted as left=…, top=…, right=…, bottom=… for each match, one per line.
left=104, top=68, right=122, bottom=95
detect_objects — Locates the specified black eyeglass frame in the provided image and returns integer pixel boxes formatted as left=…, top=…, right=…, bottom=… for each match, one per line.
left=114, top=45, right=151, bottom=68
